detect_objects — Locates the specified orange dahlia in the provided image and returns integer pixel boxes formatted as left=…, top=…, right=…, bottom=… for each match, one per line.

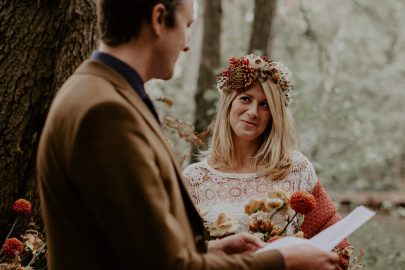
left=2, top=238, right=24, bottom=258
left=289, top=191, right=316, bottom=215
left=12, top=199, right=32, bottom=215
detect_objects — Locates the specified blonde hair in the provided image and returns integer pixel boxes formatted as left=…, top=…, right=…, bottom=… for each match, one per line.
left=206, top=80, right=299, bottom=180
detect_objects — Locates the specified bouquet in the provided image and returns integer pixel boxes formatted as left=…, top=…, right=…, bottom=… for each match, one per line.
left=206, top=212, right=239, bottom=238
left=244, top=190, right=316, bottom=242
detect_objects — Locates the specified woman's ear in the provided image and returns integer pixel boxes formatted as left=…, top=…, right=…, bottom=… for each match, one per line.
left=151, top=3, right=166, bottom=36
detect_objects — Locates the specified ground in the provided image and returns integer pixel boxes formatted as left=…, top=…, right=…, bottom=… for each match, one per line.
left=341, top=208, right=405, bottom=270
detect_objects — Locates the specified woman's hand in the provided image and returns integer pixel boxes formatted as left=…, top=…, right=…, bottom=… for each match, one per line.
left=207, top=233, right=264, bottom=255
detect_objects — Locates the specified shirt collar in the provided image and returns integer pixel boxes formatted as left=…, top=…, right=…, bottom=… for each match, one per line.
left=91, top=51, right=160, bottom=124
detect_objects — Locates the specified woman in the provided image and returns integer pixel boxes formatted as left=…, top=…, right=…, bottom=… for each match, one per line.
left=183, top=54, right=351, bottom=269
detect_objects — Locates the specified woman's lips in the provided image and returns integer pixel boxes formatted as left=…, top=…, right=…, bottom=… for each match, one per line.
left=241, top=120, right=257, bottom=127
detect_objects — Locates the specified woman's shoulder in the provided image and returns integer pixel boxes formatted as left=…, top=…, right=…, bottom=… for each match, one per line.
left=182, top=159, right=209, bottom=176
left=182, top=159, right=214, bottom=186
left=290, top=150, right=318, bottom=191
left=291, top=151, right=314, bottom=170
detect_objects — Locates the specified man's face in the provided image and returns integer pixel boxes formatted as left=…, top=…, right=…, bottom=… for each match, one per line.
left=156, top=0, right=195, bottom=80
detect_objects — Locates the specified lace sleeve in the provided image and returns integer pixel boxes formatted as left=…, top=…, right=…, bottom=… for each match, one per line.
left=291, top=151, right=318, bottom=191
left=182, top=162, right=207, bottom=205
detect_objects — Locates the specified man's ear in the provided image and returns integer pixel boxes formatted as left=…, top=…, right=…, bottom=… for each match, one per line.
left=151, top=3, right=166, bottom=36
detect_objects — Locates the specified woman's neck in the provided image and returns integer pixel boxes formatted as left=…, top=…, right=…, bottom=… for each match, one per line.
left=226, top=138, right=260, bottom=173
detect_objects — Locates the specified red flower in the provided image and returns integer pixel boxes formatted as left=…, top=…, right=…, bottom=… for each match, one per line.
left=2, top=238, right=24, bottom=258
left=289, top=191, right=316, bottom=215
left=12, top=199, right=32, bottom=215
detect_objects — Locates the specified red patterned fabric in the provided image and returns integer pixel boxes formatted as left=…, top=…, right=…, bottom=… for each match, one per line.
left=301, top=180, right=351, bottom=270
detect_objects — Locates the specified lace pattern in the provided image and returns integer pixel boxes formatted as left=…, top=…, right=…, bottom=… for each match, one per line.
left=183, top=151, right=318, bottom=236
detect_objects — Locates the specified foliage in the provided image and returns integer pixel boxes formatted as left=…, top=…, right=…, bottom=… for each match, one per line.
left=0, top=200, right=46, bottom=270
left=271, top=0, right=405, bottom=191
left=149, top=0, right=405, bottom=192
left=145, top=1, right=405, bottom=268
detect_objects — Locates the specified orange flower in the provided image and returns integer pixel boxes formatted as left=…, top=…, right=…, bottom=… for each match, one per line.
left=12, top=199, right=32, bottom=215
left=289, top=191, right=316, bottom=215
left=2, top=238, right=24, bottom=258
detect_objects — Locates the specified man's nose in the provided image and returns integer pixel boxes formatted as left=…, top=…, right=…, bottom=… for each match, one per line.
left=183, top=34, right=191, bottom=52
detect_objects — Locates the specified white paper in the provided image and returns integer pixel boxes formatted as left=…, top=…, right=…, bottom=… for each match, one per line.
left=310, top=205, right=375, bottom=250
left=256, top=236, right=316, bottom=251
left=256, top=205, right=375, bottom=253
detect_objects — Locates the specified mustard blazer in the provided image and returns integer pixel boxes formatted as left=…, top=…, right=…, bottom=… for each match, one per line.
left=37, top=59, right=284, bottom=270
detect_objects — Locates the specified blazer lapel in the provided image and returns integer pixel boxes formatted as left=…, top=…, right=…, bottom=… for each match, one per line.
left=76, top=60, right=174, bottom=161
left=76, top=60, right=204, bottom=227
left=112, top=74, right=207, bottom=236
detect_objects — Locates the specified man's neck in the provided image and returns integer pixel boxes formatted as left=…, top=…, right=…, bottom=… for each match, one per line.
left=98, top=41, right=154, bottom=83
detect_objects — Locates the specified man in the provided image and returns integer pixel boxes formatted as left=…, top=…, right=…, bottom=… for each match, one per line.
left=37, top=0, right=338, bottom=269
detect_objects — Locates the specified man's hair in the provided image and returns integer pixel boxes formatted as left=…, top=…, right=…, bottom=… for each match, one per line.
left=97, top=0, right=182, bottom=46
left=206, top=80, right=299, bottom=180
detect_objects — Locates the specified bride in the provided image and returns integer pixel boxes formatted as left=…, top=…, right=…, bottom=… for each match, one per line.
left=183, top=54, right=351, bottom=270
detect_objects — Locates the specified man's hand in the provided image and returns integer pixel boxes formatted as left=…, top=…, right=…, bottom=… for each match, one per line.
left=280, top=244, right=339, bottom=270
left=207, top=233, right=264, bottom=255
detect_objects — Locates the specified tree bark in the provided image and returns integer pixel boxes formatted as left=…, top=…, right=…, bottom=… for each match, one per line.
left=0, top=0, right=97, bottom=240
left=192, top=0, right=221, bottom=158
left=248, top=0, right=277, bottom=55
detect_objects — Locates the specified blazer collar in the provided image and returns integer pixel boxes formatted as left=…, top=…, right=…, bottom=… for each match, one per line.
left=75, top=60, right=188, bottom=185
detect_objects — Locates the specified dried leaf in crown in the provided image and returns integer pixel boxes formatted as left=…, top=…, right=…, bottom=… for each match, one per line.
left=217, top=54, right=294, bottom=106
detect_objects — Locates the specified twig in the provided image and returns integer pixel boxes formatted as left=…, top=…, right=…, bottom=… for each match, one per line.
left=0, top=216, right=20, bottom=257
left=5, top=216, right=19, bottom=240
left=280, top=212, right=297, bottom=235
left=26, top=243, right=47, bottom=267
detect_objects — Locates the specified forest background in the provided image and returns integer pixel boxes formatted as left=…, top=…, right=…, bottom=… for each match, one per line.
left=0, top=0, right=404, bottom=269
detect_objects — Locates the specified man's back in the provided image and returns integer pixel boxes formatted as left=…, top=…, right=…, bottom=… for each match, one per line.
left=37, top=60, right=201, bottom=269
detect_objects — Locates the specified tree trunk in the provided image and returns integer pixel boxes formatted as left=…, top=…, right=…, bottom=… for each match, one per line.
left=248, top=0, right=277, bottom=55
left=0, top=0, right=97, bottom=240
left=401, top=145, right=405, bottom=188
left=192, top=0, right=221, bottom=159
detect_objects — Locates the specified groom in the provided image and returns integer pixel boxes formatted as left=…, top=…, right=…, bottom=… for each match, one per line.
left=37, top=0, right=338, bottom=269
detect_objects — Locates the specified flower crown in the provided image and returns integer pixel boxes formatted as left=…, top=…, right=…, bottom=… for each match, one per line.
left=217, top=54, right=294, bottom=106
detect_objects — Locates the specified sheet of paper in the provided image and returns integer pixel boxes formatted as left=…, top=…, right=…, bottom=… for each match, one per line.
left=256, top=205, right=375, bottom=253
left=310, top=205, right=375, bottom=251
left=256, top=237, right=315, bottom=253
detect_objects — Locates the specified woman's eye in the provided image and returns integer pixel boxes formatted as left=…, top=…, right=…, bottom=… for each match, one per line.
left=240, top=96, right=250, bottom=102
left=261, top=102, right=269, bottom=109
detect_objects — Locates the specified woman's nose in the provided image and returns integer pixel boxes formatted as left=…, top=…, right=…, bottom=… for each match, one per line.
left=246, top=104, right=258, bottom=118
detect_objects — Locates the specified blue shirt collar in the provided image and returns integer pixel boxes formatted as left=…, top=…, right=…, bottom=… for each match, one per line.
left=91, top=51, right=160, bottom=124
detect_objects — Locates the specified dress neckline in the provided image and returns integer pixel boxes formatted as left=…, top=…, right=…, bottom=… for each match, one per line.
left=202, top=159, right=259, bottom=178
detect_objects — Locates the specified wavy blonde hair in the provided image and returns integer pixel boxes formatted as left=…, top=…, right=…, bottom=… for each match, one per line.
left=206, top=80, right=299, bottom=180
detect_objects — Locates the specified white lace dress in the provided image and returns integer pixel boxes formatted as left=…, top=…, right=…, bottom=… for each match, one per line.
left=182, top=151, right=318, bottom=238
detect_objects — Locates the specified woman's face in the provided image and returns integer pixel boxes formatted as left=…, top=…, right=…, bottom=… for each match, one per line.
left=229, top=82, right=271, bottom=143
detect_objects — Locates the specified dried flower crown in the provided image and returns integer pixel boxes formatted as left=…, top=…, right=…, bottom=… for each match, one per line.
left=217, top=54, right=294, bottom=106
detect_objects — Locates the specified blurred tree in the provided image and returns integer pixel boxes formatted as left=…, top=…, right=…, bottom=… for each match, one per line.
left=192, top=0, right=221, bottom=159
left=248, top=0, right=277, bottom=55
left=0, top=0, right=97, bottom=240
